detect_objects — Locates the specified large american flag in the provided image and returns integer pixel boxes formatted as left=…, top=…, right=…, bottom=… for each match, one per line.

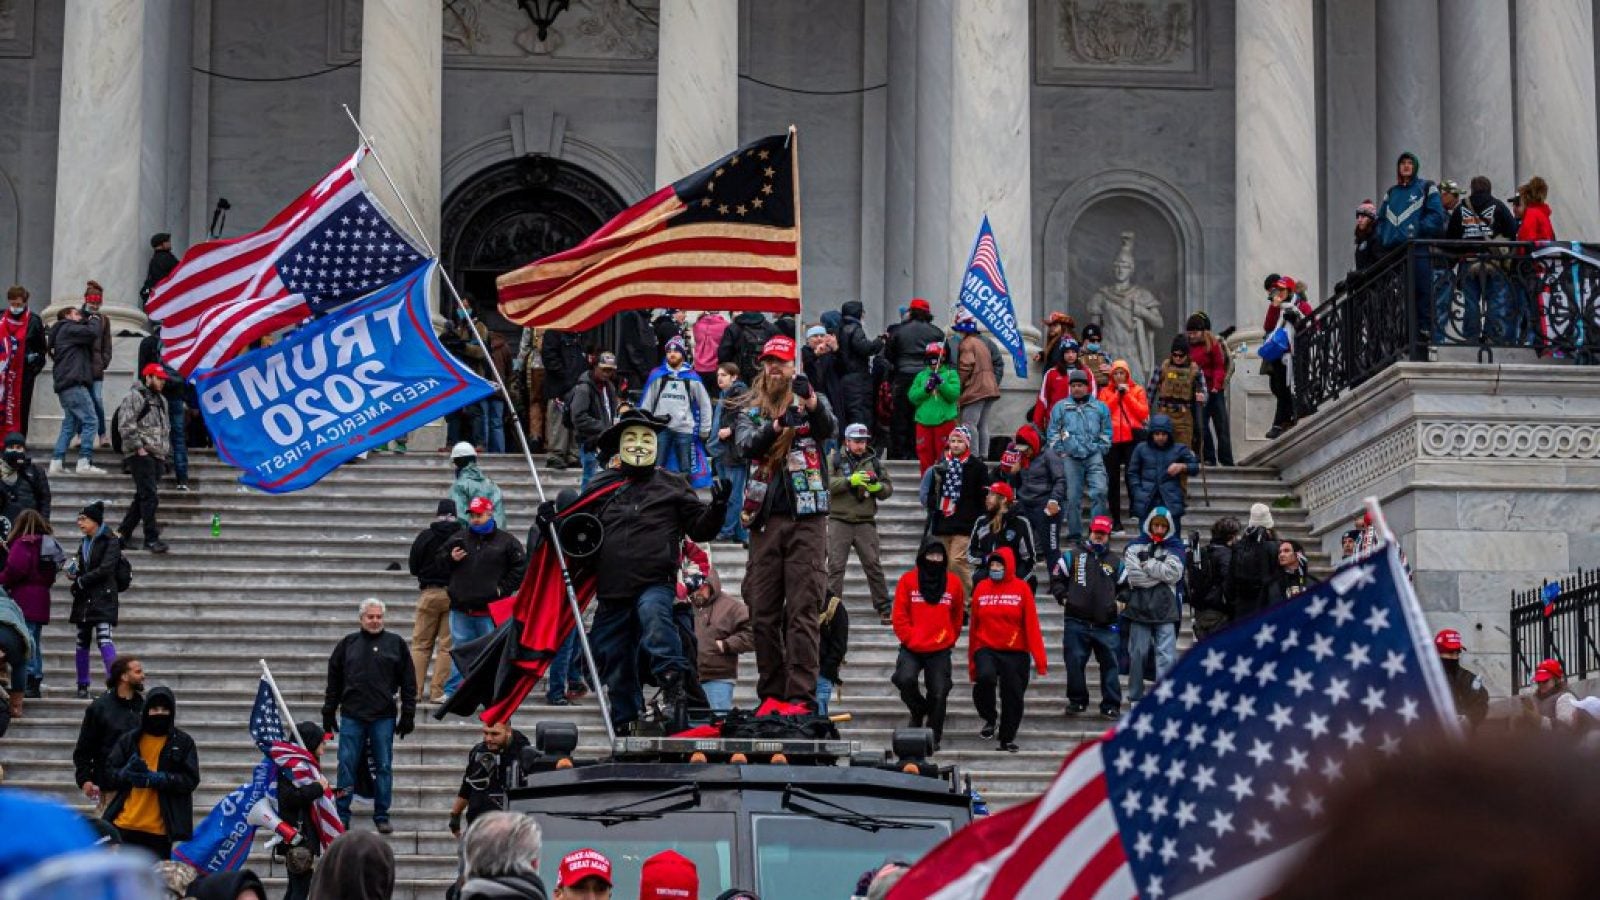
left=496, top=132, right=800, bottom=331
left=892, top=539, right=1455, bottom=899
left=146, top=147, right=427, bottom=376
left=249, top=677, right=344, bottom=851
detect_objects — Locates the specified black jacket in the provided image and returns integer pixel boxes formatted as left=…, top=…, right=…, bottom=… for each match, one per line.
left=820, top=595, right=848, bottom=684
left=48, top=318, right=99, bottom=392
left=567, top=371, right=620, bottom=448
left=9, top=311, right=47, bottom=381
left=967, top=511, right=1038, bottom=583
left=1055, top=541, right=1122, bottom=625
left=1189, top=541, right=1235, bottom=614
left=0, top=456, right=50, bottom=523
left=1229, top=527, right=1277, bottom=619
left=323, top=629, right=417, bottom=724
left=101, top=688, right=201, bottom=841
left=540, top=331, right=589, bottom=401
left=586, top=468, right=725, bottom=604
left=441, top=526, right=526, bottom=612
left=835, top=302, right=882, bottom=377
left=409, top=518, right=463, bottom=588
left=1448, top=191, right=1518, bottom=241
left=615, top=309, right=658, bottom=387
left=801, top=346, right=845, bottom=416
left=1263, top=567, right=1319, bottom=612
left=888, top=316, right=944, bottom=377
left=997, top=454, right=1067, bottom=512
left=276, top=764, right=330, bottom=857
left=70, top=528, right=122, bottom=626
left=457, top=728, right=532, bottom=824
left=73, top=688, right=144, bottom=787
left=142, top=249, right=180, bottom=303
left=923, top=457, right=990, bottom=536
left=717, top=312, right=779, bottom=384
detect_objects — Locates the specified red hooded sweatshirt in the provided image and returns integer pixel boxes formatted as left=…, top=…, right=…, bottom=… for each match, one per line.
left=967, top=547, right=1049, bottom=680
left=893, top=541, right=966, bottom=653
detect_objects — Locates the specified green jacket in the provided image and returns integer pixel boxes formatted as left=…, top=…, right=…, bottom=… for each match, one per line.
left=910, top=366, right=961, bottom=426
left=450, top=464, right=506, bottom=529
left=827, top=448, right=894, bottom=524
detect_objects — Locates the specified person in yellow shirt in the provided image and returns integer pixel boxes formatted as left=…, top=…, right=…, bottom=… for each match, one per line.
left=100, top=686, right=199, bottom=858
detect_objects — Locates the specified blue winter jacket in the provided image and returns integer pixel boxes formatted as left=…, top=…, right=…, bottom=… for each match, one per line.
left=1377, top=173, right=1446, bottom=249
left=1126, top=414, right=1200, bottom=520
left=1046, top=395, right=1113, bottom=460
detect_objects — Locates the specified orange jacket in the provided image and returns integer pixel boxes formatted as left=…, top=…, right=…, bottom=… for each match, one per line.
left=892, top=569, right=966, bottom=654
left=1097, top=361, right=1150, bottom=445
left=967, top=547, right=1049, bottom=679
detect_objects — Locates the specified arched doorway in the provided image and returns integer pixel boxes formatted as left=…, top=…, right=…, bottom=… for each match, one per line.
left=440, top=156, right=626, bottom=339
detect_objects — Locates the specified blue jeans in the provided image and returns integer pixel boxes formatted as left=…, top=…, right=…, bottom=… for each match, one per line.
left=25, top=620, right=42, bottom=685
left=335, top=715, right=394, bottom=824
left=816, top=676, right=833, bottom=716
left=1200, top=391, right=1234, bottom=466
left=716, top=461, right=748, bottom=541
left=579, top=447, right=599, bottom=490
left=701, top=679, right=735, bottom=713
left=479, top=398, right=505, bottom=454
left=660, top=429, right=694, bottom=474
left=444, top=611, right=496, bottom=695
left=53, top=386, right=98, bottom=463
left=587, top=584, right=687, bottom=729
left=1061, top=453, right=1108, bottom=541
left=167, top=393, right=188, bottom=482
left=1124, top=622, right=1176, bottom=702
left=1062, top=617, right=1121, bottom=713
left=546, top=630, right=585, bottom=702
left=90, top=380, right=106, bottom=438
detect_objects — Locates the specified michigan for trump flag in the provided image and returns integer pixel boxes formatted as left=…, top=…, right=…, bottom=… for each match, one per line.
left=958, top=216, right=1028, bottom=378
left=892, top=537, right=1456, bottom=900
left=497, top=132, right=800, bottom=330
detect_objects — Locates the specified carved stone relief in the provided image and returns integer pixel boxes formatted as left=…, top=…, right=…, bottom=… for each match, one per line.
left=332, top=0, right=658, bottom=73
left=1034, top=0, right=1207, bottom=88
left=1419, top=423, right=1600, bottom=461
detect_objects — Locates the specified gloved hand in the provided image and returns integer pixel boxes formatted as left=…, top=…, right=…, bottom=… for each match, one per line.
left=535, top=500, right=558, bottom=531
left=925, top=373, right=942, bottom=391
left=449, top=813, right=463, bottom=837
left=848, top=471, right=866, bottom=488
left=710, top=478, right=733, bottom=505
left=119, top=756, right=151, bottom=788
left=397, top=711, right=415, bottom=739
left=322, top=712, right=338, bottom=736
left=145, top=771, right=170, bottom=790
left=866, top=480, right=884, bottom=493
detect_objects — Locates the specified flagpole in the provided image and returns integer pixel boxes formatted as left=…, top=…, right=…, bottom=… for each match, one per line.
left=341, top=106, right=612, bottom=745
left=259, top=659, right=306, bottom=749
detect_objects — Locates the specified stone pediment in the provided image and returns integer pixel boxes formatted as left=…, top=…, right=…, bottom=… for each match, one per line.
left=331, top=0, right=658, bottom=73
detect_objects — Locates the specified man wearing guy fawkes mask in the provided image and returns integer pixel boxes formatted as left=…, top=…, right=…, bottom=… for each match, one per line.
left=566, top=408, right=728, bottom=734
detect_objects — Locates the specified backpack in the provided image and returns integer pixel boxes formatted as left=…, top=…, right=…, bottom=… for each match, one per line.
left=1230, top=532, right=1274, bottom=594
left=37, top=535, right=65, bottom=581
left=110, top=395, right=154, bottom=456
left=114, top=546, right=133, bottom=593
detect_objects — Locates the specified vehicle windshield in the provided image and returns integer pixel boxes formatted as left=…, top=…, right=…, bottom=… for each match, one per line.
left=537, top=813, right=737, bottom=896
left=752, top=813, right=953, bottom=900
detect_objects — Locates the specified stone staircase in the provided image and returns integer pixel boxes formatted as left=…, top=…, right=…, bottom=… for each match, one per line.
left=0, top=451, right=1316, bottom=897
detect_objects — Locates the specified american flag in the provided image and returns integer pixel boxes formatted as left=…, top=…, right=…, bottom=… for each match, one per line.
left=146, top=147, right=427, bottom=376
left=892, top=540, right=1456, bottom=900
left=496, top=132, right=800, bottom=331
left=972, top=230, right=1009, bottom=294
left=249, top=677, right=344, bottom=850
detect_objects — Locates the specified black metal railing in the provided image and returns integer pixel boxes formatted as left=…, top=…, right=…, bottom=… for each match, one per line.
left=1291, top=240, right=1600, bottom=417
left=1509, top=568, right=1600, bottom=692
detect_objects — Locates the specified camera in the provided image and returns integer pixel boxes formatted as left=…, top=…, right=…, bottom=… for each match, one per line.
left=791, top=373, right=813, bottom=399
left=781, top=407, right=808, bottom=428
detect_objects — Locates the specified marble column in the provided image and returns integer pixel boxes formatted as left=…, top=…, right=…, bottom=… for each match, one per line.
left=948, top=0, right=1030, bottom=320
left=911, top=0, right=952, bottom=306
left=1374, top=0, right=1441, bottom=188
left=1516, top=0, right=1600, bottom=240
left=653, top=0, right=738, bottom=186
left=858, top=0, right=888, bottom=325
left=358, top=0, right=442, bottom=248
left=1439, top=0, right=1513, bottom=192
left=1234, top=0, right=1319, bottom=334
left=881, top=0, right=918, bottom=325
left=49, top=0, right=150, bottom=328
left=1322, top=0, right=1376, bottom=290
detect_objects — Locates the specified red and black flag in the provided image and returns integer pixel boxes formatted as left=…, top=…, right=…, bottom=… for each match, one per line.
left=496, top=131, right=801, bottom=330
left=435, top=481, right=625, bottom=724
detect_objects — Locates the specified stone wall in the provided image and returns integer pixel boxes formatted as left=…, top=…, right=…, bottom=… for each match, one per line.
left=0, top=0, right=62, bottom=297
left=1248, top=362, right=1600, bottom=696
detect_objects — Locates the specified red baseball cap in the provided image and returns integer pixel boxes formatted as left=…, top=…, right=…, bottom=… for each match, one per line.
left=1433, top=629, right=1463, bottom=653
left=558, top=848, right=613, bottom=888
left=639, top=849, right=698, bottom=899
left=760, top=335, right=796, bottom=362
left=986, top=481, right=1014, bottom=503
left=1534, top=658, right=1564, bottom=684
left=1273, top=275, right=1297, bottom=292
left=908, top=297, right=931, bottom=313
left=467, top=496, right=495, bottom=515
left=1090, top=515, right=1114, bottom=534
left=140, top=363, right=169, bottom=380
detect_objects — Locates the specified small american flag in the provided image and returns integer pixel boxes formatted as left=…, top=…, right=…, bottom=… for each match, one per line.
left=250, top=678, right=344, bottom=850
left=146, top=147, right=427, bottom=376
left=972, top=231, right=1008, bottom=294
left=892, top=539, right=1455, bottom=899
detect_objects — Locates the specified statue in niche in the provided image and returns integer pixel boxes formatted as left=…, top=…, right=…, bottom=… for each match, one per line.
left=1086, top=231, right=1163, bottom=383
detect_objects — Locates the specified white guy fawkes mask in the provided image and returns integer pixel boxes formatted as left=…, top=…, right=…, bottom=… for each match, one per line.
left=619, top=424, right=658, bottom=469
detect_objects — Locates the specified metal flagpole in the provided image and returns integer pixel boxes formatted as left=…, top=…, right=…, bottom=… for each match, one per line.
left=340, top=106, right=614, bottom=744
left=259, top=659, right=307, bottom=750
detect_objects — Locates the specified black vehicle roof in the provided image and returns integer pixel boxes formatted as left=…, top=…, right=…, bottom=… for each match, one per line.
left=511, top=761, right=971, bottom=812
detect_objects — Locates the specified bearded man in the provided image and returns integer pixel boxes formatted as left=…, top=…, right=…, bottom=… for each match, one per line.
left=732, top=335, right=838, bottom=708
left=574, top=408, right=727, bottom=734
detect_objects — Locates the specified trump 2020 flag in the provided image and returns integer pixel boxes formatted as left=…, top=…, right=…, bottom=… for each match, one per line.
left=195, top=259, right=494, bottom=492
left=958, top=216, right=1028, bottom=378
left=173, top=757, right=276, bottom=873
left=892, top=537, right=1457, bottom=900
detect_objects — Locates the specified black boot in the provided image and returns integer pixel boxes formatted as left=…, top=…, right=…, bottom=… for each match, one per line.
left=24, top=676, right=40, bottom=699
left=660, top=670, right=689, bottom=734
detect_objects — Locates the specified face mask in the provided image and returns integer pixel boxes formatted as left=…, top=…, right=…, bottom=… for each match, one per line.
left=1088, top=539, right=1106, bottom=552
left=469, top=519, right=495, bottom=535
left=618, top=424, right=658, bottom=473
left=7, top=305, right=23, bottom=317
left=1441, top=657, right=1461, bottom=676
left=1085, top=342, right=1101, bottom=353
left=143, top=711, right=173, bottom=736
left=988, top=569, right=1005, bottom=582
left=2, top=450, right=23, bottom=468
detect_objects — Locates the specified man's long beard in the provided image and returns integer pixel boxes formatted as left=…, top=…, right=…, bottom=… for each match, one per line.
left=753, top=372, right=793, bottom=418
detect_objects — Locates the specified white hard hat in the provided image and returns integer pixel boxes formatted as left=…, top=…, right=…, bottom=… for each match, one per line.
left=450, top=442, right=477, bottom=460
